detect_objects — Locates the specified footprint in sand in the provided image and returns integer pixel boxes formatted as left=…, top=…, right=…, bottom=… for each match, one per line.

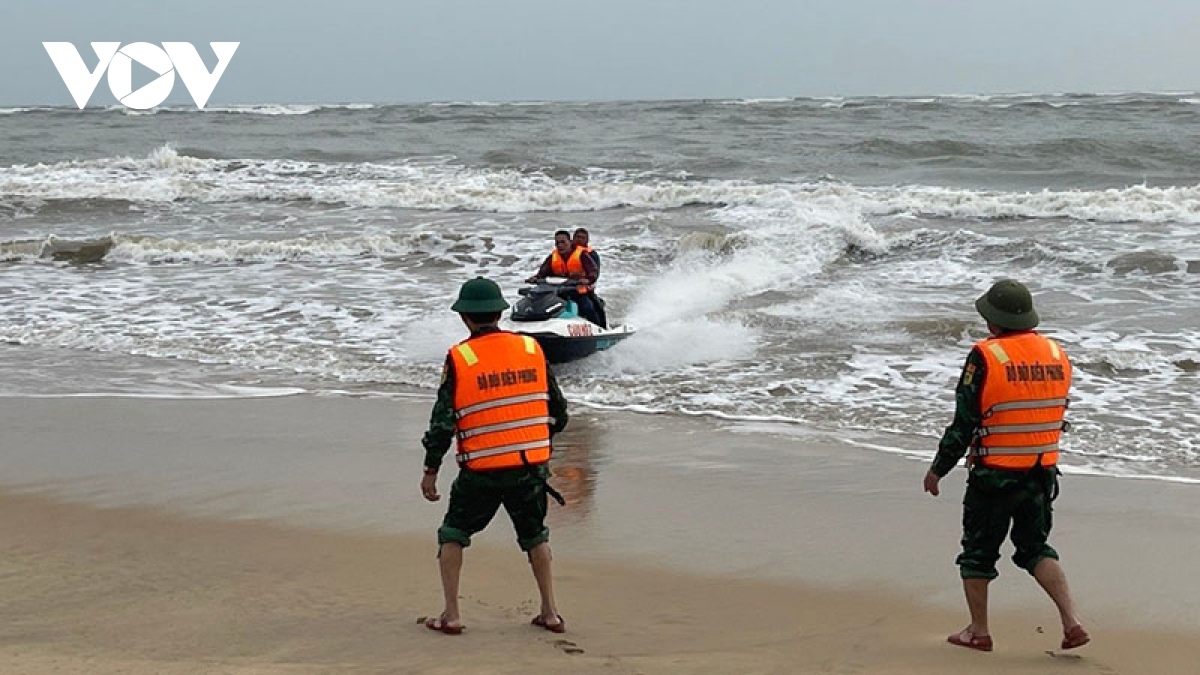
left=1046, top=648, right=1120, bottom=675
left=554, top=639, right=585, bottom=655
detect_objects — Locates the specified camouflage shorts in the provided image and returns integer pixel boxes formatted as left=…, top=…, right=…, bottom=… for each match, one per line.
left=956, top=466, right=1060, bottom=580
left=437, top=464, right=550, bottom=552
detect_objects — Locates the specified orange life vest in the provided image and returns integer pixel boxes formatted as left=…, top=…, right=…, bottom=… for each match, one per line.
left=449, top=331, right=552, bottom=471
left=971, top=331, right=1071, bottom=470
left=550, top=247, right=591, bottom=292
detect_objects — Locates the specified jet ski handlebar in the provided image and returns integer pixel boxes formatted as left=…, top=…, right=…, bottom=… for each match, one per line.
left=520, top=276, right=586, bottom=294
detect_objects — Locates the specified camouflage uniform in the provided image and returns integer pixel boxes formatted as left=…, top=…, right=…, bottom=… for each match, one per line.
left=931, top=344, right=1060, bottom=580
left=422, top=327, right=569, bottom=551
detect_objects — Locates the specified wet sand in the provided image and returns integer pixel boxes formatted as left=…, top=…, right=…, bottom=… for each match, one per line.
left=2, top=394, right=1200, bottom=673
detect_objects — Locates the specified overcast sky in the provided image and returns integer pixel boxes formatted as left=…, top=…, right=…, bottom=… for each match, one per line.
left=3, top=0, right=1198, bottom=106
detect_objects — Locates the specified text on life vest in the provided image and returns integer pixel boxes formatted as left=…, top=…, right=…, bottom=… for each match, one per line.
left=476, top=368, right=540, bottom=391
left=1005, top=362, right=1066, bottom=383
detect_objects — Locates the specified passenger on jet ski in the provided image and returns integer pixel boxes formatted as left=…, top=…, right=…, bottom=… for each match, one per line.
left=526, top=230, right=605, bottom=327
left=572, top=228, right=607, bottom=329
left=572, top=228, right=600, bottom=273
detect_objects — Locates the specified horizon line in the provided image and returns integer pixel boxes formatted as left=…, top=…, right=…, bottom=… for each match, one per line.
left=3, top=89, right=1199, bottom=110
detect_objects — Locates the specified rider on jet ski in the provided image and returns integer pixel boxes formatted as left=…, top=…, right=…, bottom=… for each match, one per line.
left=527, top=230, right=606, bottom=328
left=571, top=228, right=607, bottom=329
left=572, top=228, right=600, bottom=273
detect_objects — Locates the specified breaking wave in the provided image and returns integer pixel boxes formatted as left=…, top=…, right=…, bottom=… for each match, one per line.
left=3, top=146, right=1199, bottom=222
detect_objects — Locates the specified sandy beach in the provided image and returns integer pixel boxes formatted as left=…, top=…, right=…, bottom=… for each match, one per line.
left=3, top=394, right=1200, bottom=674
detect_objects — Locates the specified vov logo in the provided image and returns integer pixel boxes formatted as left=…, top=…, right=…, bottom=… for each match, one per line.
left=43, top=42, right=239, bottom=110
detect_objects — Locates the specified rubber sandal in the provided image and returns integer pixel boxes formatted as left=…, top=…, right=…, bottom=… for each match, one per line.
left=531, top=614, right=566, bottom=633
left=947, top=628, right=993, bottom=652
left=1061, top=624, right=1090, bottom=650
left=425, top=616, right=464, bottom=635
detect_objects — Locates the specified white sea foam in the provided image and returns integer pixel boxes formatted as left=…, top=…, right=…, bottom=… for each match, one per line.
left=427, top=100, right=557, bottom=107
left=721, top=97, right=794, bottom=105
left=5, top=214, right=1198, bottom=481
left=4, top=146, right=1200, bottom=224
left=4, top=97, right=1200, bottom=482
left=98, top=103, right=377, bottom=115
left=858, top=184, right=1200, bottom=224
left=837, top=436, right=1200, bottom=485
left=6, top=386, right=307, bottom=400
left=1063, top=463, right=1200, bottom=485
left=215, top=103, right=375, bottom=114
left=108, top=232, right=422, bottom=263
left=590, top=317, right=758, bottom=374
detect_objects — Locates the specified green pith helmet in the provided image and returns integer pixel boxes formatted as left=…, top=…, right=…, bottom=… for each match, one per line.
left=975, top=279, right=1039, bottom=330
left=450, top=277, right=510, bottom=313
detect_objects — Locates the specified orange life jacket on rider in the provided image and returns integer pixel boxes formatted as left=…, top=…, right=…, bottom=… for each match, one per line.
left=970, top=331, right=1071, bottom=470
left=578, top=245, right=599, bottom=280
left=550, top=247, right=591, bottom=293
left=449, top=331, right=552, bottom=471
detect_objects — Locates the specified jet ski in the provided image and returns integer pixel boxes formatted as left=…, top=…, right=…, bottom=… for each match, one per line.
left=499, top=277, right=634, bottom=364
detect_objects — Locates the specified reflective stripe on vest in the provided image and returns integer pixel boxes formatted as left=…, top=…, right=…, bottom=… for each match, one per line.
left=971, top=332, right=1071, bottom=470
left=458, top=416, right=555, bottom=440
left=978, top=421, right=1066, bottom=435
left=449, top=331, right=551, bottom=471
left=457, top=343, right=479, bottom=366
left=458, top=439, right=552, bottom=464
left=988, top=398, right=1069, bottom=413
left=453, top=335, right=538, bottom=378
left=973, top=443, right=1060, bottom=457
left=456, top=391, right=549, bottom=419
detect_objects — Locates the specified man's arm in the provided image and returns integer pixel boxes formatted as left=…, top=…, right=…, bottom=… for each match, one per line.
left=930, top=347, right=987, bottom=478
left=530, top=254, right=554, bottom=281
left=546, top=361, right=569, bottom=434
left=421, top=355, right=457, bottom=471
left=580, top=253, right=598, bottom=285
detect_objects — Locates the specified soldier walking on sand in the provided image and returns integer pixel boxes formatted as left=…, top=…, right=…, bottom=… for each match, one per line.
left=923, top=279, right=1090, bottom=653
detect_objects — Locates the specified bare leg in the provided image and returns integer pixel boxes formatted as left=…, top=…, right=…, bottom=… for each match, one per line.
left=528, top=542, right=561, bottom=627
left=436, top=543, right=464, bottom=628
left=963, top=578, right=991, bottom=636
left=1032, top=557, right=1083, bottom=631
